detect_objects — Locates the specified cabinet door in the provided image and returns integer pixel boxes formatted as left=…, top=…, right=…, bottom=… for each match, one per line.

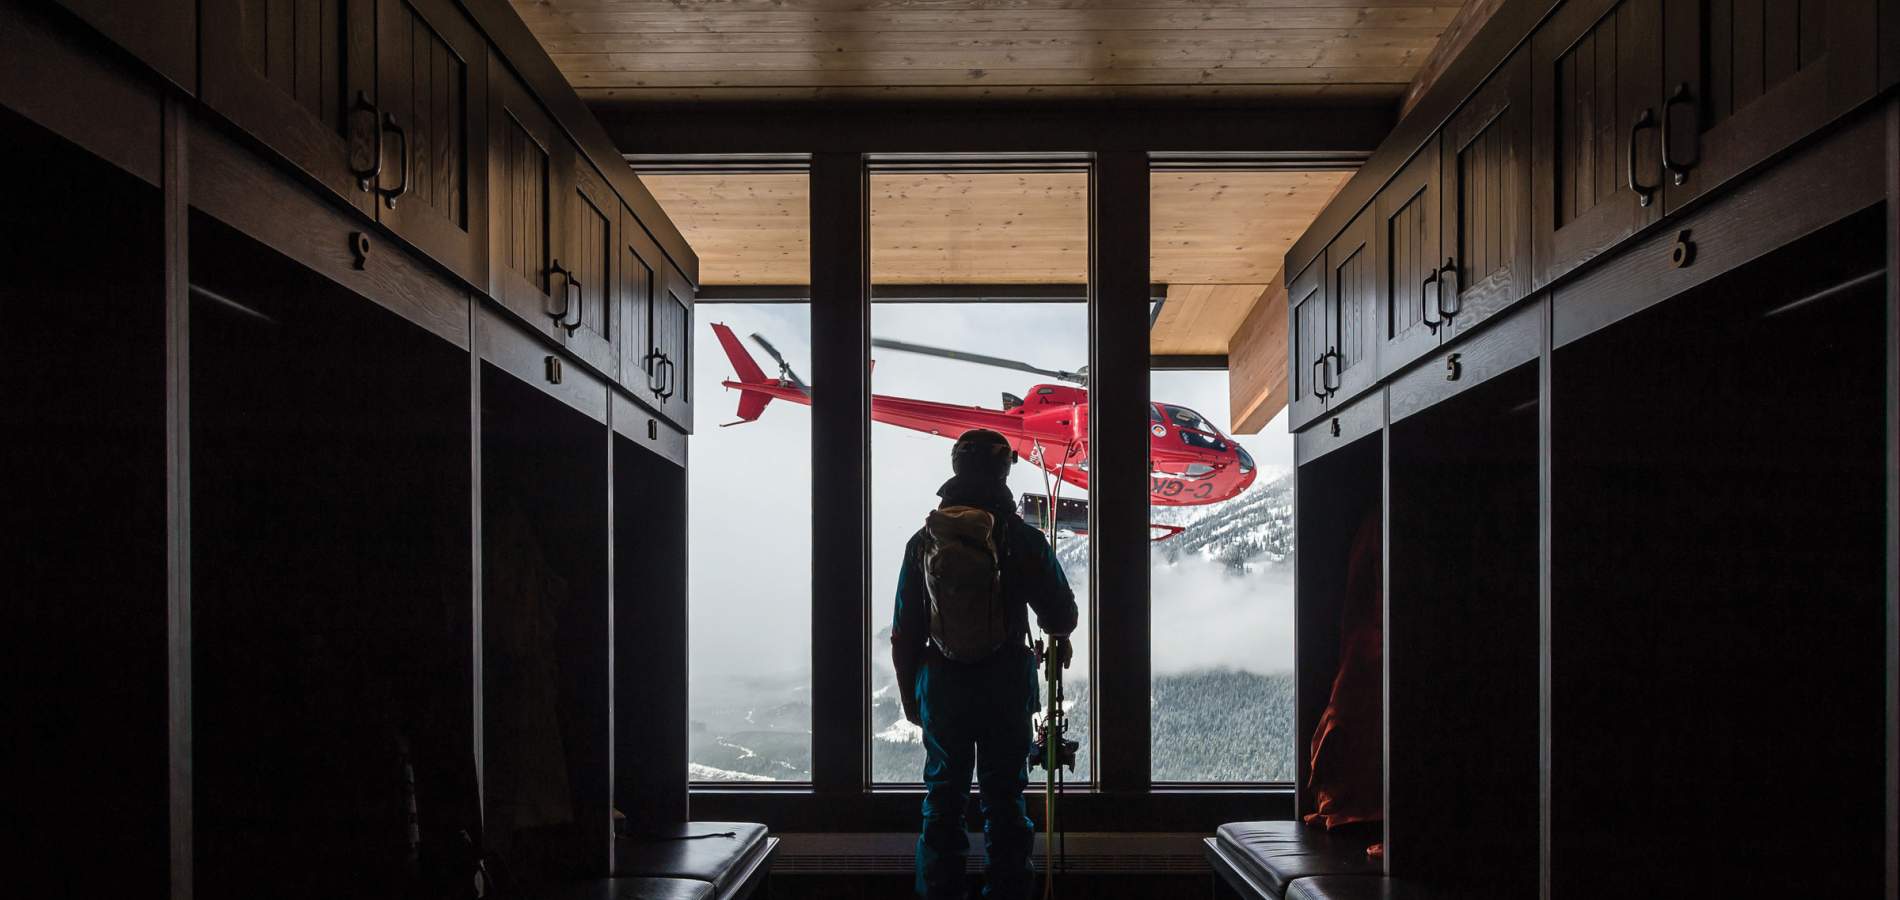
left=1326, top=207, right=1379, bottom=406
left=617, top=204, right=660, bottom=398
left=1531, top=0, right=1663, bottom=286
left=1286, top=258, right=1329, bottom=430
left=649, top=265, right=695, bottom=431
left=562, top=157, right=618, bottom=378
left=487, top=60, right=567, bottom=341
left=374, top=0, right=487, bottom=286
left=1660, top=0, right=1878, bottom=211
left=1375, top=140, right=1443, bottom=379
left=201, top=0, right=378, bottom=215
left=54, top=0, right=194, bottom=89
left=1440, top=47, right=1534, bottom=339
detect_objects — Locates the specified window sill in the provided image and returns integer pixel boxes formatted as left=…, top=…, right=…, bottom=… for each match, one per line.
left=687, top=785, right=1293, bottom=833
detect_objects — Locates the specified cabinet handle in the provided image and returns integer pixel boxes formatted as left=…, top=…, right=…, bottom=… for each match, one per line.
left=1661, top=82, right=1696, bottom=186
left=1627, top=107, right=1659, bottom=207
left=549, top=259, right=575, bottom=324
left=561, top=274, right=585, bottom=335
left=1312, top=357, right=1328, bottom=400
left=350, top=91, right=383, bottom=192
left=660, top=355, right=677, bottom=401
left=644, top=350, right=665, bottom=396
left=1421, top=268, right=1443, bottom=332
left=378, top=113, right=409, bottom=209
left=1323, top=348, right=1342, bottom=397
left=1435, top=258, right=1460, bottom=322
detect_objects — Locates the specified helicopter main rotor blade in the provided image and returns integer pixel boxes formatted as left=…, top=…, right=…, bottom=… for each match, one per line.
left=870, top=337, right=1084, bottom=385
left=749, top=332, right=807, bottom=389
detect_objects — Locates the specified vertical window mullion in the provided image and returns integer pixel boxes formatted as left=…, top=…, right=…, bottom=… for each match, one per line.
left=1089, top=151, right=1152, bottom=792
left=810, top=152, right=871, bottom=794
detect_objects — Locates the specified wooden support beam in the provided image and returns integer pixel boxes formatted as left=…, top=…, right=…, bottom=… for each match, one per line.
left=598, top=101, right=1392, bottom=157
left=1227, top=271, right=1288, bottom=435
left=808, top=152, right=871, bottom=794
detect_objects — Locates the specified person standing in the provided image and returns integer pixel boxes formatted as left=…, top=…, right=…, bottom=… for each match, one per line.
left=892, top=428, right=1078, bottom=900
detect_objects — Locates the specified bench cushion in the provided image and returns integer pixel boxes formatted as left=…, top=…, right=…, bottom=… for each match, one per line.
left=1215, top=821, right=1381, bottom=897
left=532, top=877, right=716, bottom=900
left=1288, top=876, right=1433, bottom=900
left=613, top=822, right=769, bottom=894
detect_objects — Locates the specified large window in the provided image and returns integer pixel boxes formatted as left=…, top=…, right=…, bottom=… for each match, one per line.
left=869, top=169, right=1092, bottom=784
left=867, top=302, right=1093, bottom=784
left=685, top=303, right=813, bottom=781
left=1146, top=169, right=1337, bottom=782
left=1149, top=371, right=1295, bottom=782
left=655, top=161, right=1329, bottom=794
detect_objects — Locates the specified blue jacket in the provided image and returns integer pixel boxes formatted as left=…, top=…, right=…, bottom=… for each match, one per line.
left=891, top=476, right=1078, bottom=711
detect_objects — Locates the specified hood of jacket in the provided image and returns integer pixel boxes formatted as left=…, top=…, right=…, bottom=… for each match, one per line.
left=936, top=474, right=1016, bottom=518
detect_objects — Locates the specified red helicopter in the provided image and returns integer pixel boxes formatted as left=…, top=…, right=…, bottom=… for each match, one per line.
left=712, top=323, right=1257, bottom=535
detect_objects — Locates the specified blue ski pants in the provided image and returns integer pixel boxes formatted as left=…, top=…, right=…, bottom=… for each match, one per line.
left=914, top=645, right=1040, bottom=900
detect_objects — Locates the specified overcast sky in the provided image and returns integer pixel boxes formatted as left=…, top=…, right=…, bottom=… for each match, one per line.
left=686, top=303, right=1296, bottom=698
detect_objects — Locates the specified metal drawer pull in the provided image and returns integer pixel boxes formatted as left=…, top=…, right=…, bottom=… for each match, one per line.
left=1435, top=258, right=1460, bottom=321
left=379, top=113, right=409, bottom=209
left=645, top=350, right=666, bottom=396
left=562, top=274, right=585, bottom=335
left=1628, top=107, right=1659, bottom=207
left=1662, top=82, right=1696, bottom=186
left=350, top=91, right=383, bottom=192
left=549, top=260, right=575, bottom=324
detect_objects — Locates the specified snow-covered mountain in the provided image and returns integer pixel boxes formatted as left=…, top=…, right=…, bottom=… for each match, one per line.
left=688, top=475, right=1301, bottom=784
left=1052, top=472, right=1294, bottom=576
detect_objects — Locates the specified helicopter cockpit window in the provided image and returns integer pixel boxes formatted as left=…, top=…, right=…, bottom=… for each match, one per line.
left=1149, top=404, right=1165, bottom=425
left=1164, top=404, right=1213, bottom=434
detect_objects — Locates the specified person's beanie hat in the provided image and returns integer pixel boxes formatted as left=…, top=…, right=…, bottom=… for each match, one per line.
left=951, top=429, right=1015, bottom=480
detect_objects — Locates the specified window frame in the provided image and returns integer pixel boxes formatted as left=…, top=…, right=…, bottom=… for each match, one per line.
left=662, top=152, right=1315, bottom=827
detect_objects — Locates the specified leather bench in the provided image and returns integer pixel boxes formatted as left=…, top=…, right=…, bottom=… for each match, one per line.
left=1203, top=821, right=1380, bottom=899
left=532, top=877, right=715, bottom=900
left=613, top=822, right=777, bottom=900
left=1287, top=876, right=1434, bottom=900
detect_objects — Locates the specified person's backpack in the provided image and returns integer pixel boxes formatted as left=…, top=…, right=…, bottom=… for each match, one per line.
left=921, top=505, right=1011, bottom=661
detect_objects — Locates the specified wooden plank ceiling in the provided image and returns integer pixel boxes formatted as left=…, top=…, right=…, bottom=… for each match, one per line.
left=641, top=167, right=1348, bottom=340
left=514, top=0, right=1464, bottom=103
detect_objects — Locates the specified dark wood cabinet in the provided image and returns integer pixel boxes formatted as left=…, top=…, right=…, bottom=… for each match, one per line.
left=1531, top=0, right=1663, bottom=286
left=487, top=58, right=568, bottom=341
left=1660, top=0, right=1879, bottom=212
left=373, top=0, right=488, bottom=286
left=1375, top=139, right=1443, bottom=378
left=614, top=203, right=694, bottom=432
left=1290, top=207, right=1378, bottom=430
left=1439, top=47, right=1533, bottom=339
left=201, top=0, right=379, bottom=215
left=562, top=157, right=618, bottom=377
left=1286, top=257, right=1328, bottom=429
left=617, top=203, right=660, bottom=399
left=53, top=0, right=194, bottom=90
left=1325, top=207, right=1379, bottom=408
